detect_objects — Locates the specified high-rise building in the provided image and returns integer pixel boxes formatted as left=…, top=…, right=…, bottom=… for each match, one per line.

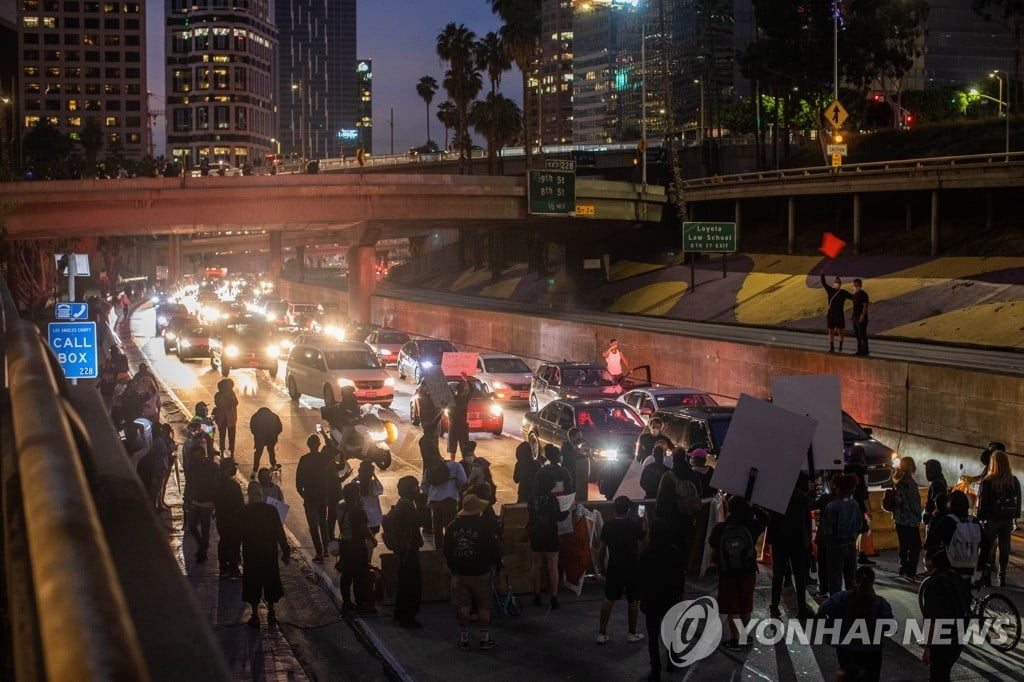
left=355, top=58, right=372, bottom=154
left=165, top=0, right=276, bottom=169
left=16, top=0, right=148, bottom=162
left=274, top=0, right=356, bottom=160
left=913, top=0, right=1014, bottom=90
left=538, top=0, right=574, bottom=144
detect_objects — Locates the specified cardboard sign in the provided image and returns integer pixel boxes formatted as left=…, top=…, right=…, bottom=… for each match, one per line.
left=441, top=352, right=478, bottom=378
left=420, top=368, right=455, bottom=409
left=709, top=394, right=817, bottom=514
left=772, top=374, right=845, bottom=472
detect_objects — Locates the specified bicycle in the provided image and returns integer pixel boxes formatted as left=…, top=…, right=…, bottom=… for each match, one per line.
left=492, top=568, right=522, bottom=617
left=920, top=574, right=1021, bottom=652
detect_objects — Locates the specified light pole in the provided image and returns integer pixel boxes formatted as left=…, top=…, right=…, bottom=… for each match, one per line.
left=833, top=0, right=839, bottom=103
left=640, top=18, right=647, bottom=190
left=991, top=71, right=1004, bottom=117
left=972, top=88, right=1010, bottom=156
left=291, top=78, right=307, bottom=160
left=694, top=78, right=705, bottom=145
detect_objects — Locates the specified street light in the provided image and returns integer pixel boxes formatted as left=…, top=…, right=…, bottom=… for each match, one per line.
left=970, top=88, right=1010, bottom=156
left=990, top=71, right=1004, bottom=117
left=270, top=137, right=281, bottom=155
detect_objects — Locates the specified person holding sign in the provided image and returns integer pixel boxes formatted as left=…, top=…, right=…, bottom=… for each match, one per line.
left=603, top=339, right=630, bottom=383
left=446, top=373, right=476, bottom=458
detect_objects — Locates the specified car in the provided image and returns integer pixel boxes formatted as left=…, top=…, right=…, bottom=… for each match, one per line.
left=162, top=314, right=198, bottom=353
left=210, top=164, right=243, bottom=177
left=154, top=302, right=189, bottom=336
left=521, top=398, right=645, bottom=498
left=475, top=353, right=533, bottom=403
left=270, top=324, right=304, bottom=356
left=209, top=314, right=280, bottom=378
left=365, top=328, right=411, bottom=366
left=639, top=406, right=896, bottom=485
left=286, top=302, right=319, bottom=328
left=174, top=323, right=212, bottom=361
left=396, top=339, right=459, bottom=384
left=312, top=312, right=349, bottom=339
left=410, top=377, right=503, bottom=435
left=529, top=361, right=623, bottom=412
left=262, top=299, right=290, bottom=324
left=619, top=386, right=719, bottom=422
left=286, top=340, right=394, bottom=407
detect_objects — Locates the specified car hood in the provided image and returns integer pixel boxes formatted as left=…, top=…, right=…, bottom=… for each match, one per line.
left=326, top=369, right=390, bottom=382
left=372, top=343, right=404, bottom=354
left=844, top=438, right=895, bottom=468
left=559, top=385, right=622, bottom=399
left=483, top=372, right=533, bottom=385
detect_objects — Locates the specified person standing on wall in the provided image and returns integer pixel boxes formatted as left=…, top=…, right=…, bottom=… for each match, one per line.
left=851, top=278, right=871, bottom=356
left=820, top=267, right=851, bottom=354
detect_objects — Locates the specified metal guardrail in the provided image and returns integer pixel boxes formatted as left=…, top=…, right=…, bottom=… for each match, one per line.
left=681, top=152, right=1024, bottom=189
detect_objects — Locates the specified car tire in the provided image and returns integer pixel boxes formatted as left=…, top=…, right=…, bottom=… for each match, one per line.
left=529, top=394, right=538, bottom=412
left=410, top=401, right=419, bottom=426
left=177, top=350, right=185, bottom=362
left=528, top=432, right=540, bottom=458
left=268, top=364, right=278, bottom=379
left=287, top=376, right=300, bottom=400
left=323, top=386, right=335, bottom=406
left=491, top=429, right=503, bottom=436
left=413, top=366, right=421, bottom=385
left=210, top=355, right=216, bottom=370
left=220, top=363, right=230, bottom=377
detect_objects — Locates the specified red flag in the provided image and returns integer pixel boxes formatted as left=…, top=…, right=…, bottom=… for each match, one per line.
left=819, top=232, right=847, bottom=259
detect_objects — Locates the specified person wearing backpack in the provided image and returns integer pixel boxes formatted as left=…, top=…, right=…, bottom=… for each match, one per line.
left=250, top=406, right=283, bottom=474
left=821, top=473, right=864, bottom=595
left=924, top=490, right=980, bottom=595
left=420, top=452, right=467, bottom=546
left=655, top=452, right=703, bottom=575
left=384, top=476, right=425, bottom=628
left=640, top=446, right=670, bottom=500
left=708, top=496, right=768, bottom=651
left=976, top=450, right=1021, bottom=587
left=768, top=473, right=815, bottom=619
left=891, top=457, right=923, bottom=582
left=919, top=547, right=970, bottom=681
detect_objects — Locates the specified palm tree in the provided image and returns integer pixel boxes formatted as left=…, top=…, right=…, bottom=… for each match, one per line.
left=437, top=23, right=481, bottom=173
left=489, top=0, right=541, bottom=170
left=469, top=93, right=522, bottom=175
left=436, top=100, right=457, bottom=151
left=475, top=32, right=510, bottom=96
left=415, top=76, right=439, bottom=147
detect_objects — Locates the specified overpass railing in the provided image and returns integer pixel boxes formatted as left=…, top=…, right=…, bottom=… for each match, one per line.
left=681, top=151, right=1024, bottom=189
left=0, top=277, right=230, bottom=682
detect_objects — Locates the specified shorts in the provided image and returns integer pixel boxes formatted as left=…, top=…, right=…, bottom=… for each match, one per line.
left=451, top=574, right=491, bottom=610
left=826, top=311, right=845, bottom=330
left=717, top=573, right=756, bottom=614
left=604, top=569, right=640, bottom=601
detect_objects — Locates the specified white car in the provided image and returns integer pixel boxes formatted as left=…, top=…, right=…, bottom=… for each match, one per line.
left=365, top=328, right=410, bottom=366
left=286, top=340, right=394, bottom=407
left=475, top=353, right=534, bottom=403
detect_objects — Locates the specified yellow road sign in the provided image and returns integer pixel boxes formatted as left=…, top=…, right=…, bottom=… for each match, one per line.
left=575, top=204, right=595, bottom=216
left=638, top=139, right=647, bottom=154
left=825, top=100, right=849, bottom=128
left=831, top=152, right=843, bottom=168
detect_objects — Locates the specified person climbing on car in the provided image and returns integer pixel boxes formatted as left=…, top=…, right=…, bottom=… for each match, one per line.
left=603, top=339, right=630, bottom=383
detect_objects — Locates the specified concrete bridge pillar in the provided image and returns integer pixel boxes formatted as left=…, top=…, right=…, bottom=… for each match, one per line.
left=733, top=200, right=742, bottom=250
left=852, top=193, right=862, bottom=255
left=930, top=190, right=940, bottom=257
left=905, top=196, right=913, bottom=233
left=269, top=231, right=282, bottom=280
left=348, top=246, right=376, bottom=324
left=166, top=234, right=182, bottom=283
left=787, top=196, right=796, bottom=254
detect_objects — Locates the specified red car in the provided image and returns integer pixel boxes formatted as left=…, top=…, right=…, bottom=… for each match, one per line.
left=410, top=378, right=504, bottom=436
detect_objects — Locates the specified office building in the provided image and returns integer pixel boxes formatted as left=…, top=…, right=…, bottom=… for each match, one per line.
left=16, top=0, right=148, bottom=161
left=274, top=0, right=356, bottom=160
left=165, top=0, right=276, bottom=169
left=538, top=0, right=574, bottom=144
left=355, top=58, right=371, bottom=154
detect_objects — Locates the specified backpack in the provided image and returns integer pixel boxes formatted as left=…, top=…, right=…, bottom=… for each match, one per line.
left=640, top=463, right=668, bottom=498
left=994, top=483, right=1020, bottom=519
left=946, top=514, right=982, bottom=569
left=881, top=488, right=896, bottom=513
left=718, top=523, right=754, bottom=574
left=381, top=505, right=403, bottom=552
left=426, top=460, right=451, bottom=487
left=190, top=459, right=218, bottom=502
left=669, top=472, right=702, bottom=516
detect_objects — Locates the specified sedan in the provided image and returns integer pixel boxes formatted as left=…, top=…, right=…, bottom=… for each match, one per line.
left=397, top=339, right=459, bottom=384
left=619, top=387, right=719, bottom=422
left=475, top=353, right=533, bottom=403
left=173, top=324, right=212, bottom=362
left=154, top=302, right=189, bottom=336
left=365, top=328, right=410, bottom=366
left=521, top=398, right=645, bottom=498
left=162, top=314, right=198, bottom=353
left=410, top=378, right=503, bottom=436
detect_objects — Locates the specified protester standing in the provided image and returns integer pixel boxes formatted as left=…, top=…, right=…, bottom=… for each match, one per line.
left=239, top=481, right=290, bottom=627
left=637, top=519, right=686, bottom=681
left=768, top=473, right=815, bottom=618
left=655, top=453, right=703, bottom=579
left=295, top=434, right=333, bottom=563
left=821, top=473, right=864, bottom=595
left=446, top=373, right=475, bottom=458
left=153, top=423, right=177, bottom=512
left=845, top=446, right=875, bottom=566
left=820, top=269, right=851, bottom=353
left=188, top=444, right=219, bottom=563
left=977, top=450, right=1021, bottom=587
left=640, top=446, right=670, bottom=500
left=529, top=476, right=570, bottom=609
left=357, top=460, right=385, bottom=534
left=443, top=493, right=501, bottom=650
left=919, top=548, right=970, bottom=681
left=390, top=476, right=425, bottom=628
left=851, top=278, right=870, bottom=356
left=250, top=406, right=283, bottom=474
left=213, top=458, right=245, bottom=578
left=534, top=445, right=572, bottom=497
left=892, top=457, right=923, bottom=581
left=708, top=497, right=768, bottom=650
left=922, top=459, right=949, bottom=527
left=636, top=417, right=672, bottom=464
left=514, top=442, right=540, bottom=503
left=596, top=497, right=645, bottom=644
left=924, top=490, right=980, bottom=594
left=336, top=481, right=376, bottom=614
left=818, top=566, right=893, bottom=682
left=213, top=378, right=239, bottom=454
left=420, top=451, right=467, bottom=545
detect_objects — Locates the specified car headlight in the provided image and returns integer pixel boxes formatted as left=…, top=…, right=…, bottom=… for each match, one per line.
left=280, top=338, right=293, bottom=350
left=489, top=404, right=503, bottom=417
left=267, top=345, right=280, bottom=358
left=225, top=345, right=240, bottom=358
left=165, top=332, right=176, bottom=340
left=563, top=393, right=579, bottom=400
left=337, top=378, right=355, bottom=388
left=595, top=449, right=619, bottom=459
left=421, top=360, right=433, bottom=368
left=151, top=295, right=159, bottom=303
left=180, top=340, right=191, bottom=348
left=491, top=380, right=508, bottom=390
left=380, top=349, right=393, bottom=356
left=384, top=377, right=395, bottom=387
left=157, top=315, right=168, bottom=325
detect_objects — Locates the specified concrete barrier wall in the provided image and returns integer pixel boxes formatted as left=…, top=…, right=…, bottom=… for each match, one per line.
left=372, top=294, right=1023, bottom=485
left=277, top=279, right=349, bottom=317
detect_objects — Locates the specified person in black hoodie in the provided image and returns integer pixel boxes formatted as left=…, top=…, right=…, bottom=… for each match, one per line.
left=767, top=473, right=814, bottom=619
left=213, top=378, right=239, bottom=454
left=444, top=493, right=501, bottom=650
left=213, top=458, right=245, bottom=578
left=249, top=406, right=283, bottom=474
left=922, top=459, right=949, bottom=527
left=513, top=442, right=540, bottom=503
left=637, top=519, right=686, bottom=681
left=655, top=450, right=704, bottom=579
left=640, top=446, right=670, bottom=500
left=295, top=434, right=334, bottom=564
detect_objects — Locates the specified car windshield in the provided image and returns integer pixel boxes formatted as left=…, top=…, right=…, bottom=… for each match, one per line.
left=420, top=342, right=457, bottom=360
left=324, top=350, right=381, bottom=370
left=484, top=357, right=531, bottom=373
left=447, top=378, right=487, bottom=393
left=842, top=412, right=869, bottom=440
left=655, top=392, right=718, bottom=407
left=224, top=322, right=269, bottom=336
left=708, top=417, right=733, bottom=450
left=292, top=305, right=318, bottom=314
left=378, top=331, right=410, bottom=344
left=576, top=406, right=643, bottom=430
left=186, top=326, right=209, bottom=336
left=563, top=368, right=615, bottom=387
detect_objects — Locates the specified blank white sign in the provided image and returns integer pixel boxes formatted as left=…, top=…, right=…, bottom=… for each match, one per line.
left=772, top=374, right=845, bottom=472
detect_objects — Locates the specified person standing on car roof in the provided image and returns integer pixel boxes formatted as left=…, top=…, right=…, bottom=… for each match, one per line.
left=603, top=339, right=630, bottom=383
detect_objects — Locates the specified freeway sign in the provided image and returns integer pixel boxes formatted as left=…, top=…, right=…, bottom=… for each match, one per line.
left=55, top=301, right=89, bottom=320
left=682, top=222, right=737, bottom=253
left=529, top=169, right=576, bottom=216
left=545, top=159, right=576, bottom=172
left=48, top=321, right=98, bottom=379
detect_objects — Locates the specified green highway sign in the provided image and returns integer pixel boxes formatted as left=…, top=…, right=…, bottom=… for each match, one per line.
left=529, top=169, right=576, bottom=216
left=682, top=221, right=737, bottom=253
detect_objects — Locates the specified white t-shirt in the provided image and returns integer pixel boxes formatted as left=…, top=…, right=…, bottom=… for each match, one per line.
left=606, top=350, right=623, bottom=375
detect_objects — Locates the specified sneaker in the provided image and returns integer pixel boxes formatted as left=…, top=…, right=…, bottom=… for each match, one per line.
left=550, top=596, right=560, bottom=610
left=479, top=638, right=497, bottom=650
left=626, top=633, right=645, bottom=643
left=769, top=605, right=782, bottom=618
left=722, top=639, right=743, bottom=651
left=457, top=640, right=470, bottom=651
left=596, top=633, right=610, bottom=644
left=271, top=463, right=282, bottom=471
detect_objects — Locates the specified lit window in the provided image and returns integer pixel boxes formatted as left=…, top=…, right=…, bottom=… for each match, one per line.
left=105, top=116, right=118, bottom=126
left=23, top=16, right=40, bottom=27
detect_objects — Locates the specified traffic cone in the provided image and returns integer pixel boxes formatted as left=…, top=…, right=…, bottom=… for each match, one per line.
left=861, top=515, right=878, bottom=557
left=759, top=537, right=773, bottom=565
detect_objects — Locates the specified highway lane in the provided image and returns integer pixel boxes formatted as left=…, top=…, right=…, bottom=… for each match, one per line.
left=132, top=304, right=530, bottom=561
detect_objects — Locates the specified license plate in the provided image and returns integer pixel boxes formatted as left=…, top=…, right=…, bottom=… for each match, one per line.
left=248, top=361, right=260, bottom=367
left=364, top=391, right=377, bottom=398
left=468, top=420, right=482, bottom=429
left=519, top=392, right=530, bottom=399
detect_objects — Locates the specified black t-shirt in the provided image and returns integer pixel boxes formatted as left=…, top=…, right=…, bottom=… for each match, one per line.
left=822, top=275, right=852, bottom=315
left=852, top=290, right=869, bottom=318
left=600, top=516, right=644, bottom=574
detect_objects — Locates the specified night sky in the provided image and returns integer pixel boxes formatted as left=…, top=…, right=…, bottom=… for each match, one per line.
left=148, top=0, right=520, bottom=157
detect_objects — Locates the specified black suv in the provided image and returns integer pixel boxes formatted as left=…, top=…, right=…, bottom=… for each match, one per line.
left=530, top=361, right=623, bottom=412
left=209, top=314, right=280, bottom=378
left=640, top=405, right=896, bottom=485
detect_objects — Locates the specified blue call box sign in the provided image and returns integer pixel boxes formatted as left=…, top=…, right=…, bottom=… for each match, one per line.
left=55, top=301, right=89, bottom=320
left=48, top=321, right=99, bottom=379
